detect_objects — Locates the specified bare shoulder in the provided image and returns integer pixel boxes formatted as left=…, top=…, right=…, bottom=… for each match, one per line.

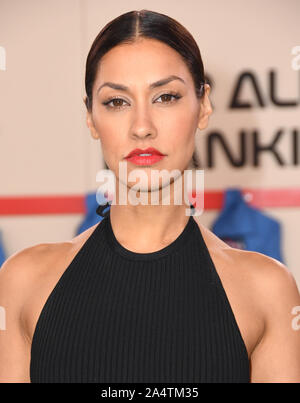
left=0, top=225, right=98, bottom=382
left=223, top=247, right=300, bottom=382
left=0, top=223, right=99, bottom=306
left=193, top=215, right=299, bottom=296
left=192, top=214, right=300, bottom=368
left=223, top=238, right=299, bottom=306
left=0, top=240, right=68, bottom=287
left=192, top=215, right=300, bottom=319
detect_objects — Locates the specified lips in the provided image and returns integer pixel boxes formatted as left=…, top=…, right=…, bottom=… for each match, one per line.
left=125, top=147, right=164, bottom=158
left=124, top=147, right=166, bottom=166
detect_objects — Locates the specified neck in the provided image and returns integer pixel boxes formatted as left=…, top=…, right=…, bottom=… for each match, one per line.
left=107, top=174, right=194, bottom=252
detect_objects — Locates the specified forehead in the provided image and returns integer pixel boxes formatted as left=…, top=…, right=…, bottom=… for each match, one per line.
left=94, top=39, right=192, bottom=89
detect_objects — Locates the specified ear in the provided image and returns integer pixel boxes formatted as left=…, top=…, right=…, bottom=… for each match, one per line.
left=83, top=95, right=88, bottom=110
left=85, top=105, right=100, bottom=140
left=197, top=84, right=213, bottom=131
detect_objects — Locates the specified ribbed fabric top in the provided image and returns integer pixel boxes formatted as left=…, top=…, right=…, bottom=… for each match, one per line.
left=30, top=209, right=250, bottom=383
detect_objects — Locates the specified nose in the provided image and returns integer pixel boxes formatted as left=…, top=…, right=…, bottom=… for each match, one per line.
left=129, top=103, right=158, bottom=140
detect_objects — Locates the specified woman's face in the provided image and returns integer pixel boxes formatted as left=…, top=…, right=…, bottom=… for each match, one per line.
left=86, top=38, right=211, bottom=194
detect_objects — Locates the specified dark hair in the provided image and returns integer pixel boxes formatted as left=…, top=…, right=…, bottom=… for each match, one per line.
left=85, top=9, right=206, bottom=167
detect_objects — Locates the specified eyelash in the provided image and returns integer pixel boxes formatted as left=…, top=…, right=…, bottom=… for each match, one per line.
left=102, top=92, right=182, bottom=110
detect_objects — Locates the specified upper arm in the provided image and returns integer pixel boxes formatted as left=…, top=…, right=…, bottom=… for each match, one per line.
left=250, top=257, right=300, bottom=383
left=0, top=247, right=41, bottom=382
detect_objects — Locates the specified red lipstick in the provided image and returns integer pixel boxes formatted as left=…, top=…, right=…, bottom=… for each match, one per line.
left=124, top=147, right=166, bottom=165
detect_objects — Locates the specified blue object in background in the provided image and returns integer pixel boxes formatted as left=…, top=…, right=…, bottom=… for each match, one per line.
left=0, top=230, right=6, bottom=268
left=75, top=191, right=111, bottom=235
left=211, top=188, right=284, bottom=263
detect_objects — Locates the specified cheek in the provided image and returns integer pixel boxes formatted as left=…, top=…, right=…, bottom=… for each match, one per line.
left=94, top=118, right=123, bottom=160
left=161, top=113, right=196, bottom=153
left=101, top=137, right=123, bottom=169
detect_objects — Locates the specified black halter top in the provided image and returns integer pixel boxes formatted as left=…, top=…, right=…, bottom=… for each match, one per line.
left=30, top=206, right=250, bottom=383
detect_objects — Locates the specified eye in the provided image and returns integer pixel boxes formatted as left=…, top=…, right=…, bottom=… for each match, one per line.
left=155, top=92, right=182, bottom=104
left=102, top=97, right=129, bottom=110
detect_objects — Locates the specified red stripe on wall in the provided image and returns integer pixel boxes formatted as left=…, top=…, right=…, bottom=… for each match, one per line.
left=0, top=188, right=300, bottom=215
left=0, top=195, right=85, bottom=215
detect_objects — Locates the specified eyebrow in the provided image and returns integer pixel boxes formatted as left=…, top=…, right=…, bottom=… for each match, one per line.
left=96, top=75, right=186, bottom=95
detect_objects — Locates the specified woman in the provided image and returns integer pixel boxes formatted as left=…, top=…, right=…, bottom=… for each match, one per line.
left=0, top=9, right=299, bottom=383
